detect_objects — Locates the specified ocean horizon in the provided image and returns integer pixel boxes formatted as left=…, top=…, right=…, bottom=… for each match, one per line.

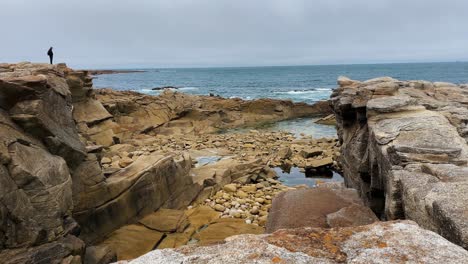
left=93, top=62, right=468, bottom=104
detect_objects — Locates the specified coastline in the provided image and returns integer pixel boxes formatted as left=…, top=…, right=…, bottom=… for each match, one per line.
left=0, top=62, right=467, bottom=263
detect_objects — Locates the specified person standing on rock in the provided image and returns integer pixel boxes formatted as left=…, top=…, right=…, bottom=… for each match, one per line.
left=47, top=47, right=54, bottom=64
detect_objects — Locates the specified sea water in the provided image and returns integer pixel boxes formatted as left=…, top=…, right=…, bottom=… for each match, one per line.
left=92, top=63, right=468, bottom=186
left=93, top=62, right=468, bottom=105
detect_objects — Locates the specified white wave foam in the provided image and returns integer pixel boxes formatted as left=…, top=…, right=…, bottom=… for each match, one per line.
left=229, top=96, right=252, bottom=100
left=133, top=89, right=159, bottom=95
left=178, top=87, right=199, bottom=91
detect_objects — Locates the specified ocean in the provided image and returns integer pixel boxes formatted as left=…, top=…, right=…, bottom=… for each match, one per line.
left=93, top=62, right=468, bottom=104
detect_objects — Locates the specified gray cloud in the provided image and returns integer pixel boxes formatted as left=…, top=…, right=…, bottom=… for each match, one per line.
left=1, top=0, right=467, bottom=68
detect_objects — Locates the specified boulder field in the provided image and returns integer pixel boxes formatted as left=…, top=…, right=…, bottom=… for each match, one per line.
left=0, top=62, right=467, bottom=263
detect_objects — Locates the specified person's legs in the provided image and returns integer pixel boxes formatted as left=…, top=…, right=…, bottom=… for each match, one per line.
left=50, top=55, right=53, bottom=64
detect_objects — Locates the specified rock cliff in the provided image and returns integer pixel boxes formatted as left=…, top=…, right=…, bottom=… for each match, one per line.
left=331, top=76, right=468, bottom=249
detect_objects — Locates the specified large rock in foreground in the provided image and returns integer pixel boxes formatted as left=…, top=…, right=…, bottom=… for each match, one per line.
left=331, top=76, right=468, bottom=248
left=126, top=221, right=468, bottom=264
left=266, top=183, right=378, bottom=232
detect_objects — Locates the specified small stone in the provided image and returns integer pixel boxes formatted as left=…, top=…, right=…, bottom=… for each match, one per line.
left=223, top=184, right=237, bottom=193
left=241, top=185, right=257, bottom=193
left=254, top=198, right=265, bottom=204
left=214, top=204, right=225, bottom=212
left=250, top=206, right=259, bottom=215
left=101, top=157, right=111, bottom=164
left=118, top=157, right=134, bottom=168
left=236, top=190, right=248, bottom=198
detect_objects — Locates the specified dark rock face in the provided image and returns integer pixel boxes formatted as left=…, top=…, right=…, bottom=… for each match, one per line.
left=0, top=63, right=86, bottom=262
left=331, top=76, right=468, bottom=248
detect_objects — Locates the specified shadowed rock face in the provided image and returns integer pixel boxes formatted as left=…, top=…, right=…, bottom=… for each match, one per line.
left=331, top=76, right=468, bottom=248
left=126, top=221, right=468, bottom=264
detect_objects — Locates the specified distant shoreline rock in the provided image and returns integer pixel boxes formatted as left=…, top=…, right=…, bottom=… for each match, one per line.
left=152, top=85, right=180, bottom=90
left=87, top=69, right=147, bottom=75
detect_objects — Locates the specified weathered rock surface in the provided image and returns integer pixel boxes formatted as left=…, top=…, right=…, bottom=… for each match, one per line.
left=0, top=62, right=85, bottom=263
left=139, top=209, right=189, bottom=233
left=73, top=152, right=201, bottom=243
left=126, top=221, right=468, bottom=264
left=331, top=76, right=468, bottom=248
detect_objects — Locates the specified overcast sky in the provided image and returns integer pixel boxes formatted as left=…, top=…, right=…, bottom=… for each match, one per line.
left=1, top=0, right=467, bottom=68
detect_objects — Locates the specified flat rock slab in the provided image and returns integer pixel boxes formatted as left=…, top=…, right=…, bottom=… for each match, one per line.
left=193, top=218, right=264, bottom=245
left=185, top=206, right=221, bottom=230
left=266, top=187, right=366, bottom=233
left=129, top=221, right=468, bottom=264
left=99, top=224, right=164, bottom=261
left=139, top=209, right=189, bottom=233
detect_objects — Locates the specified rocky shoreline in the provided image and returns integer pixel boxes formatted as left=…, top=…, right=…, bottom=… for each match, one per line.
left=0, top=62, right=467, bottom=263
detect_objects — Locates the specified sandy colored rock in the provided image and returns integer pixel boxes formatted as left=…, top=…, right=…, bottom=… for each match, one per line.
left=223, top=183, right=237, bottom=192
left=157, top=233, right=192, bottom=249
left=99, top=224, right=164, bottom=260
left=193, top=218, right=264, bottom=245
left=139, top=209, right=189, bottom=233
left=186, top=206, right=221, bottom=230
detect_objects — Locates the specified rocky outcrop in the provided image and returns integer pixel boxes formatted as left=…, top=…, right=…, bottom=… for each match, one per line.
left=125, top=221, right=468, bottom=263
left=93, top=88, right=332, bottom=139
left=73, top=152, right=201, bottom=243
left=331, top=76, right=468, bottom=248
left=0, top=63, right=202, bottom=263
left=0, top=62, right=85, bottom=262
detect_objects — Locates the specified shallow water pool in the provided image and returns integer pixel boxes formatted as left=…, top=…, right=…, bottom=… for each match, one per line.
left=274, top=167, right=343, bottom=187
left=222, top=117, right=337, bottom=138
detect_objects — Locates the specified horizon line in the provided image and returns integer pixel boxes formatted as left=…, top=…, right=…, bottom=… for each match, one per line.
left=81, top=60, right=468, bottom=70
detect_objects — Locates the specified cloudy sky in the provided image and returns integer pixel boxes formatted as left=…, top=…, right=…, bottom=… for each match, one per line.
left=1, top=0, right=467, bottom=68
